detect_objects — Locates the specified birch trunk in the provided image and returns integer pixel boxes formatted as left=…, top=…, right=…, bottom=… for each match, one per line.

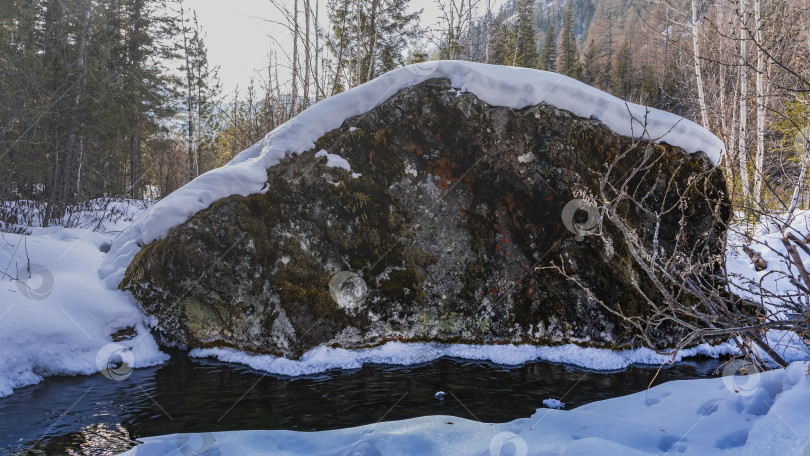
left=738, top=0, right=751, bottom=203
left=355, top=0, right=362, bottom=87
left=752, top=0, right=766, bottom=209
left=485, top=0, right=491, bottom=63
left=304, top=0, right=311, bottom=110
left=366, top=0, right=380, bottom=83
left=691, top=0, right=709, bottom=129
left=291, top=0, right=299, bottom=117
left=785, top=134, right=810, bottom=229
left=181, top=4, right=196, bottom=181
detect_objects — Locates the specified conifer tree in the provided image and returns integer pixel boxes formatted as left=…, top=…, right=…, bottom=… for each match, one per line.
left=538, top=25, right=557, bottom=71
left=558, top=3, right=582, bottom=79
left=487, top=22, right=510, bottom=66
left=512, top=0, right=539, bottom=68
left=640, top=64, right=659, bottom=106
left=611, top=38, right=631, bottom=99
left=582, top=38, right=600, bottom=85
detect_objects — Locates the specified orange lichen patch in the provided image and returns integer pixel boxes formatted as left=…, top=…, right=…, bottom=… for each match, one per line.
left=434, top=132, right=442, bottom=141
left=417, top=149, right=424, bottom=155
left=427, top=154, right=462, bottom=193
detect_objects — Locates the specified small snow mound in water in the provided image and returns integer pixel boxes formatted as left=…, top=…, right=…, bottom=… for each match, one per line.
left=102, top=61, right=724, bottom=287
left=543, top=398, right=565, bottom=409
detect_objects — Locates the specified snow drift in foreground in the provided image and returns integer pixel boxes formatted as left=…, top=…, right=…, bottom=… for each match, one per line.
left=0, top=201, right=168, bottom=398
left=121, top=361, right=810, bottom=456
left=100, top=61, right=724, bottom=290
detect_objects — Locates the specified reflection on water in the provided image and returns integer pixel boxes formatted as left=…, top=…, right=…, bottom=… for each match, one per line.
left=0, top=350, right=726, bottom=455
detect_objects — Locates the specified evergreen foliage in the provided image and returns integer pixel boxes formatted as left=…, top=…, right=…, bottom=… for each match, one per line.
left=538, top=25, right=557, bottom=72
left=558, top=3, right=582, bottom=79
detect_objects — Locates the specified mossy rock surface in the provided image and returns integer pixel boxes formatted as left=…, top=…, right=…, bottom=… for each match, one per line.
left=122, top=79, right=730, bottom=357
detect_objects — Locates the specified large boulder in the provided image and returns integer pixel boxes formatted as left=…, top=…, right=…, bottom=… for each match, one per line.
left=122, top=78, right=730, bottom=357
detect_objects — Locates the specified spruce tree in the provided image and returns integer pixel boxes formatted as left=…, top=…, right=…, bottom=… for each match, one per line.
left=512, top=0, right=539, bottom=68
left=640, top=64, right=659, bottom=106
left=487, top=22, right=510, bottom=66
left=582, top=38, right=600, bottom=86
left=611, top=39, right=632, bottom=99
left=538, top=25, right=557, bottom=72
left=558, top=3, right=582, bottom=80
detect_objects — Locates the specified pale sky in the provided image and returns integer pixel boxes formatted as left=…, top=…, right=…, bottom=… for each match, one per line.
left=184, top=0, right=499, bottom=94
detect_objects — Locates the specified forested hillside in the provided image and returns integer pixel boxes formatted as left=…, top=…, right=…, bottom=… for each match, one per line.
left=0, top=0, right=221, bottom=212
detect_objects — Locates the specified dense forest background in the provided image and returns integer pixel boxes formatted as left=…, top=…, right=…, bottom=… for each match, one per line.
left=1, top=0, right=809, bottom=226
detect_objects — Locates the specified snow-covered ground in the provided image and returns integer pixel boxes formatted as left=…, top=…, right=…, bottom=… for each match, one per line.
left=0, top=200, right=167, bottom=398
left=725, top=210, right=810, bottom=363
left=0, top=63, right=806, bottom=454
left=121, top=361, right=810, bottom=455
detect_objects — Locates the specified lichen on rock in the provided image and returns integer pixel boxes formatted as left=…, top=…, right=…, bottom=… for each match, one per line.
left=121, top=78, right=730, bottom=358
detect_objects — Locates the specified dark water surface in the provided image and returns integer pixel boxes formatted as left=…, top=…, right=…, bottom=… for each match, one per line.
left=0, top=350, right=726, bottom=455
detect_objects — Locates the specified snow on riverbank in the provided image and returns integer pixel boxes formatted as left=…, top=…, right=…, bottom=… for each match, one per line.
left=725, top=210, right=810, bottom=363
left=0, top=200, right=167, bottom=398
left=101, top=61, right=724, bottom=292
left=121, top=361, right=810, bottom=455
left=190, top=340, right=738, bottom=376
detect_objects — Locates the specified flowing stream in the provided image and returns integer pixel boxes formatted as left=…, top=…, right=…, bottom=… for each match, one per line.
left=0, top=350, right=726, bottom=455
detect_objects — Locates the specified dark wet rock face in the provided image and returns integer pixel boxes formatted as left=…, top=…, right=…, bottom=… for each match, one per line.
left=122, top=79, right=730, bottom=357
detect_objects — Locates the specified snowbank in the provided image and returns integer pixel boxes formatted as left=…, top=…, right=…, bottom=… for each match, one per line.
left=0, top=201, right=168, bottom=397
left=120, top=361, right=810, bottom=455
left=101, top=61, right=724, bottom=288
left=189, top=340, right=738, bottom=376
left=726, top=210, right=810, bottom=363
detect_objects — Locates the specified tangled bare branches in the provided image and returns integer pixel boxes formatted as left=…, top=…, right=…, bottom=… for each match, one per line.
left=555, top=119, right=808, bottom=370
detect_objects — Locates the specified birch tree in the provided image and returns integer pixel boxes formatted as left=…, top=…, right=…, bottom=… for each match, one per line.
left=751, top=0, right=767, bottom=208
left=738, top=0, right=751, bottom=203
left=691, top=0, right=709, bottom=128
